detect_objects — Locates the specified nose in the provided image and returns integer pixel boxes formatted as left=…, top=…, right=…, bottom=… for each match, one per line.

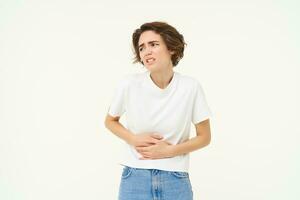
left=143, top=45, right=153, bottom=56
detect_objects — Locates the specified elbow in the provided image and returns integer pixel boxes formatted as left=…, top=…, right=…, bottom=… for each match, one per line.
left=206, top=138, right=211, bottom=146
left=104, top=119, right=111, bottom=129
left=104, top=114, right=120, bottom=129
left=200, top=132, right=211, bottom=147
left=104, top=117, right=111, bottom=129
left=206, top=133, right=212, bottom=146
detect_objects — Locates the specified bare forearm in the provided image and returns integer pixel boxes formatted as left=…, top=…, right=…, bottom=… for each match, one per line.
left=105, top=120, right=134, bottom=145
left=170, top=135, right=210, bottom=157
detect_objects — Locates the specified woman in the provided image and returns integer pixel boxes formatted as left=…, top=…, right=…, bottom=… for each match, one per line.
left=104, top=21, right=212, bottom=200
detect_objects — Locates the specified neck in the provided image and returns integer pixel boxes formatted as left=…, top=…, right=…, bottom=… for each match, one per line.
left=149, top=68, right=174, bottom=89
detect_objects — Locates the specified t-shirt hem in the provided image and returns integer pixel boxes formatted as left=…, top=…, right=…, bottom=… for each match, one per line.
left=117, top=161, right=189, bottom=172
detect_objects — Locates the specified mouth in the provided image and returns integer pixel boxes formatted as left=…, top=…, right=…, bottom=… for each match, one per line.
left=145, top=58, right=156, bottom=64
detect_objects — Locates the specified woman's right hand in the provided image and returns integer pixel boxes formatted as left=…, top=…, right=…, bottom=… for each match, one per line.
left=129, top=133, right=163, bottom=147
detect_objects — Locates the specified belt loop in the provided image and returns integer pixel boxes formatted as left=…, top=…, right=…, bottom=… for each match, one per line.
left=152, top=169, right=159, bottom=175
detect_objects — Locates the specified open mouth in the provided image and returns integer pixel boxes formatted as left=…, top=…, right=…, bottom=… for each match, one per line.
left=146, top=58, right=155, bottom=64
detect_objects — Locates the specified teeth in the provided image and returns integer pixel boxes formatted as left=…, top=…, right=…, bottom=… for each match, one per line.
left=146, top=58, right=155, bottom=63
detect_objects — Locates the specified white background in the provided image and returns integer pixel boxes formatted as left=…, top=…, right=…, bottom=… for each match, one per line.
left=1, top=0, right=299, bottom=199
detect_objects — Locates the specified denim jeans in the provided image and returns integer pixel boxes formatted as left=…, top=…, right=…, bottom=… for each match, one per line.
left=118, top=166, right=193, bottom=200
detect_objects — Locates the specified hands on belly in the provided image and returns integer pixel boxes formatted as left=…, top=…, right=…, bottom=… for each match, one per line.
left=131, top=133, right=174, bottom=160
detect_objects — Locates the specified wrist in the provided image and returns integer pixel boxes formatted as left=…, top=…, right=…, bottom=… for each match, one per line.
left=127, top=133, right=136, bottom=146
left=168, top=144, right=177, bottom=157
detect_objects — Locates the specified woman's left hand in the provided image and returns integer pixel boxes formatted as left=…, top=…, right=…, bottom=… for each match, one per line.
left=135, top=140, right=174, bottom=159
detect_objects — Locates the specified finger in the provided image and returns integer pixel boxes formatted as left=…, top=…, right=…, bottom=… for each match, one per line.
left=146, top=140, right=159, bottom=146
left=151, top=134, right=164, bottom=139
left=135, top=143, right=150, bottom=147
left=139, top=157, right=150, bottom=160
left=140, top=155, right=156, bottom=160
left=135, top=147, right=142, bottom=152
left=136, top=145, right=150, bottom=150
left=149, top=138, right=163, bottom=144
left=135, top=148, right=142, bottom=153
left=136, top=147, right=150, bottom=153
left=136, top=142, right=154, bottom=147
left=138, top=150, right=150, bottom=156
left=139, top=154, right=151, bottom=159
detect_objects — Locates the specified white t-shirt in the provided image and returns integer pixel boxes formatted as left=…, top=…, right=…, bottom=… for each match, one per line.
left=107, top=70, right=212, bottom=172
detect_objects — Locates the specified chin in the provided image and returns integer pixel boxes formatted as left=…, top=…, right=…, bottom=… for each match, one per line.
left=146, top=65, right=160, bottom=72
left=145, top=66, right=154, bottom=72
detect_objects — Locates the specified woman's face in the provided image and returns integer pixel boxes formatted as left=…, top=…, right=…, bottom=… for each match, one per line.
left=138, top=30, right=174, bottom=72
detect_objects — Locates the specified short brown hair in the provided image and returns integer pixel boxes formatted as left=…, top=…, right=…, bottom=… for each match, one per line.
left=132, top=21, right=186, bottom=67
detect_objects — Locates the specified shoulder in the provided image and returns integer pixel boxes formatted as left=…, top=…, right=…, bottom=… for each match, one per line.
left=176, top=72, right=202, bottom=89
left=115, top=72, right=145, bottom=88
left=123, top=72, right=145, bottom=83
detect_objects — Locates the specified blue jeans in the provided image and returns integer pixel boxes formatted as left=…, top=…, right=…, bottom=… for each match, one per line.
left=118, top=166, right=193, bottom=200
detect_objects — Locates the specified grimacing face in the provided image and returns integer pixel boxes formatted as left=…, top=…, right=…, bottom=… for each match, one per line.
left=138, top=30, right=174, bottom=72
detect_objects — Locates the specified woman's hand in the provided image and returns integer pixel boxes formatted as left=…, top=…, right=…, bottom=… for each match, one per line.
left=129, top=133, right=163, bottom=147
left=135, top=140, right=174, bottom=159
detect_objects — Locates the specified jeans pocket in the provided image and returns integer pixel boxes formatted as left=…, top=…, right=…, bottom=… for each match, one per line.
left=171, top=171, right=189, bottom=178
left=121, top=166, right=133, bottom=179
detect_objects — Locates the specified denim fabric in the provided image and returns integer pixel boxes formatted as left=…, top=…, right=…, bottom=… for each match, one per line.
left=118, top=166, right=193, bottom=200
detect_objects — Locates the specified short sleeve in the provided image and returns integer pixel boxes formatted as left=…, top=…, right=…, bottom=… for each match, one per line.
left=107, top=78, right=129, bottom=117
left=192, top=81, right=213, bottom=124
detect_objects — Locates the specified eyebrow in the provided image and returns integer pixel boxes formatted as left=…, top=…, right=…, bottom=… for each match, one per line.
left=138, top=40, right=160, bottom=48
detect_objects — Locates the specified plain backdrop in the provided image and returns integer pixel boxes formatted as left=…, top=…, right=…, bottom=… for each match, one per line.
left=0, top=0, right=299, bottom=199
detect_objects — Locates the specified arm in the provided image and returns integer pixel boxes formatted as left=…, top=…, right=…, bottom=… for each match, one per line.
left=104, top=114, right=163, bottom=146
left=104, top=114, right=135, bottom=145
left=136, top=119, right=211, bottom=159
left=169, top=119, right=211, bottom=157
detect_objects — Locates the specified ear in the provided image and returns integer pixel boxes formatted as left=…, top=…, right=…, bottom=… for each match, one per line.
left=170, top=51, right=175, bottom=55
